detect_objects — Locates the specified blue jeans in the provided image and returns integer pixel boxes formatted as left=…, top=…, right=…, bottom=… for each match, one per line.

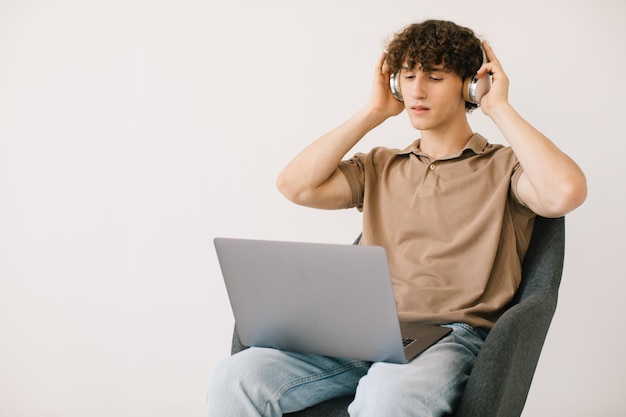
left=207, top=323, right=487, bottom=417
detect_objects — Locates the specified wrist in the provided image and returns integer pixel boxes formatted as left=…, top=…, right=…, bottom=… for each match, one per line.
left=485, top=101, right=515, bottom=122
left=358, top=104, right=392, bottom=129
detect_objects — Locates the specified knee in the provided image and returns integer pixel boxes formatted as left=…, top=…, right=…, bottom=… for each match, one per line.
left=351, top=364, right=410, bottom=409
left=349, top=362, right=456, bottom=417
left=208, top=354, right=241, bottom=401
left=207, top=348, right=278, bottom=416
left=208, top=349, right=259, bottom=398
left=208, top=347, right=294, bottom=399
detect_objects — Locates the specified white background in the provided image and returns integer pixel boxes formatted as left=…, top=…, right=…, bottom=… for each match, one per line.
left=1, top=1, right=623, bottom=416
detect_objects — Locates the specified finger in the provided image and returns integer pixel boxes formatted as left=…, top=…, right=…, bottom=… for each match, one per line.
left=377, top=51, right=389, bottom=75
left=478, top=62, right=500, bottom=80
left=482, top=41, right=502, bottom=73
left=481, top=39, right=496, bottom=63
left=480, top=41, right=503, bottom=76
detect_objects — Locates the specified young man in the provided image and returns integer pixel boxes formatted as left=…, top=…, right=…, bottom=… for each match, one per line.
left=207, top=20, right=587, bottom=416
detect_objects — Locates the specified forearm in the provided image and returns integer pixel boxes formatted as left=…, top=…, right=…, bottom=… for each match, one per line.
left=277, top=106, right=387, bottom=202
left=489, top=103, right=587, bottom=216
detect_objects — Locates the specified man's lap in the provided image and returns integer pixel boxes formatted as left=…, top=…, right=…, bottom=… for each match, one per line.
left=208, top=323, right=486, bottom=417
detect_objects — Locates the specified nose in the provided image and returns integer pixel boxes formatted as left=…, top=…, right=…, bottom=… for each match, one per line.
left=405, top=75, right=427, bottom=100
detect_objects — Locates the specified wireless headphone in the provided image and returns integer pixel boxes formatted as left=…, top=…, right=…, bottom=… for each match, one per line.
left=389, top=49, right=491, bottom=105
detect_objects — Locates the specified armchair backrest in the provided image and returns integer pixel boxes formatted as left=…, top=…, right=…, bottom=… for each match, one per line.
left=455, top=216, right=565, bottom=417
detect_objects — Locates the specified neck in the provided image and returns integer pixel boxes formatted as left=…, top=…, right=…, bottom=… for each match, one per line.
left=418, top=119, right=474, bottom=160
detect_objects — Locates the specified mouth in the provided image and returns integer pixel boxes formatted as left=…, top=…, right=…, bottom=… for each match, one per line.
left=410, top=105, right=430, bottom=114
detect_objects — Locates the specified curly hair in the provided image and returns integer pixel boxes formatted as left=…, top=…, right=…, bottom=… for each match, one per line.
left=386, top=20, right=484, bottom=111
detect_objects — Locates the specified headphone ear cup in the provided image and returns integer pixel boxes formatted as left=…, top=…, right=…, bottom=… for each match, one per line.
left=390, top=72, right=404, bottom=102
left=463, top=74, right=491, bottom=105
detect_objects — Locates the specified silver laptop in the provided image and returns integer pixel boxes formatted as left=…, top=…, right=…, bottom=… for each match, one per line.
left=214, top=237, right=451, bottom=364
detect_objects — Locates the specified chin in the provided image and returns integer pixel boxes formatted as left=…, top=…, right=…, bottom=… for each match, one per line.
left=408, top=119, right=433, bottom=131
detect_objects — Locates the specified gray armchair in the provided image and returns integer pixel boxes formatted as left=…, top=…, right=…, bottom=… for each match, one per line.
left=231, top=216, right=565, bottom=417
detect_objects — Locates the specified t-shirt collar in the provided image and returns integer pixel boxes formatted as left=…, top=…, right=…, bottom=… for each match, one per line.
left=398, top=133, right=489, bottom=160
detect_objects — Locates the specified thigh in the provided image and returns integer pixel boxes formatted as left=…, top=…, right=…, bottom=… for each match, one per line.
left=208, top=347, right=371, bottom=417
left=348, top=323, right=486, bottom=417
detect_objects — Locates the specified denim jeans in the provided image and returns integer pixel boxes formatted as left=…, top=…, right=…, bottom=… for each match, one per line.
left=207, top=323, right=487, bottom=417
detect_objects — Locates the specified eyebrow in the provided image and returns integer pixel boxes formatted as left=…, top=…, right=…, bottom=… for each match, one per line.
left=402, top=65, right=448, bottom=73
left=421, top=65, right=448, bottom=73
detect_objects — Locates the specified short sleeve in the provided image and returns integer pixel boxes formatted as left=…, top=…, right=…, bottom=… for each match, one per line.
left=338, top=153, right=367, bottom=210
left=510, top=161, right=535, bottom=216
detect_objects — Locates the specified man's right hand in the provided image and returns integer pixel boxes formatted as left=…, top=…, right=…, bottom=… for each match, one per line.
left=366, top=52, right=405, bottom=119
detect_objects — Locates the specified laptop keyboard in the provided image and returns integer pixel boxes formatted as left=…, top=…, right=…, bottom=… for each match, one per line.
left=402, top=338, right=416, bottom=347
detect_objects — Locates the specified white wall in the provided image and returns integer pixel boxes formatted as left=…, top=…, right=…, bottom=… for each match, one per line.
left=1, top=0, right=623, bottom=416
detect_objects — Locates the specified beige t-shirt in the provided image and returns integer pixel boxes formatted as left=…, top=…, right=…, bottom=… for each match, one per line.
left=338, top=133, right=536, bottom=329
